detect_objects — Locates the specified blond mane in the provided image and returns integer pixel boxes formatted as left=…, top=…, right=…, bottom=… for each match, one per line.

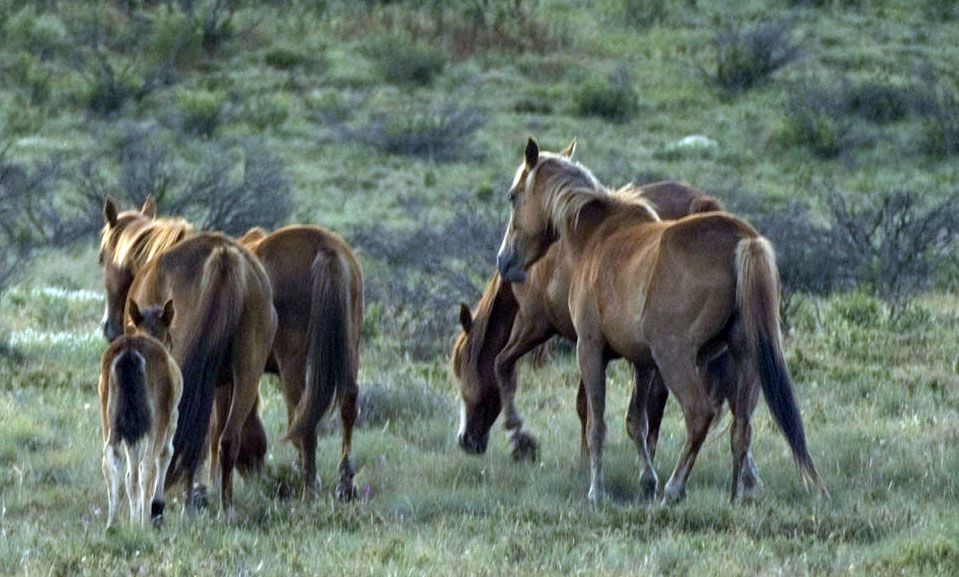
left=529, top=155, right=658, bottom=236
left=104, top=217, right=194, bottom=271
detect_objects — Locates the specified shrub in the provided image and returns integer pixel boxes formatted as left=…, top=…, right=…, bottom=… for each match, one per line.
left=264, top=46, right=314, bottom=70
left=83, top=55, right=145, bottom=117
left=306, top=90, right=352, bottom=124
left=574, top=68, right=639, bottom=123
left=4, top=6, right=68, bottom=58
left=9, top=55, right=52, bottom=107
left=783, top=84, right=856, bottom=159
left=178, top=89, right=224, bottom=137
left=363, top=34, right=447, bottom=86
left=350, top=100, right=486, bottom=162
left=843, top=81, right=913, bottom=124
left=149, top=5, right=204, bottom=68
left=242, top=94, right=290, bottom=132
left=920, top=81, right=959, bottom=157
left=622, top=0, right=667, bottom=28
left=711, top=23, right=798, bottom=94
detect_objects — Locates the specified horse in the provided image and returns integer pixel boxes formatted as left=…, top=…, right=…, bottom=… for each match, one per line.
left=452, top=174, right=756, bottom=500
left=495, top=138, right=826, bottom=503
left=239, top=225, right=364, bottom=500
left=99, top=198, right=269, bottom=488
left=99, top=299, right=181, bottom=529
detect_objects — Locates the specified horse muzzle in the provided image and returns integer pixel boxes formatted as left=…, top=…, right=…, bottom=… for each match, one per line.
left=101, top=319, right=122, bottom=342
left=496, top=248, right=528, bottom=284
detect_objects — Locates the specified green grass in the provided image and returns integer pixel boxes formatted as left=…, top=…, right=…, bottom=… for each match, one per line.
left=3, top=0, right=959, bottom=575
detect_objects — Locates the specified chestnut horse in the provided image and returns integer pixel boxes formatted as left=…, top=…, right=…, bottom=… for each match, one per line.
left=239, top=225, right=364, bottom=500
left=496, top=139, right=825, bottom=503
left=452, top=174, right=759, bottom=499
left=99, top=299, right=181, bottom=528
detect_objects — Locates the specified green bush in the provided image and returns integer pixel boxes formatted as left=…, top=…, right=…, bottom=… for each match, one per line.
left=83, top=57, right=144, bottom=117
left=10, top=55, right=52, bottom=107
left=352, top=100, right=486, bottom=161
left=843, top=81, right=913, bottom=124
left=574, top=69, right=639, bottom=123
left=712, top=23, right=798, bottom=94
left=622, top=0, right=667, bottom=27
left=782, top=86, right=855, bottom=159
left=306, top=90, right=352, bottom=124
left=363, top=34, right=447, bottom=86
left=149, top=5, right=204, bottom=68
left=264, top=46, right=314, bottom=70
left=178, top=89, right=224, bottom=137
left=920, top=82, right=959, bottom=157
left=4, top=7, right=67, bottom=58
left=242, top=94, right=290, bottom=131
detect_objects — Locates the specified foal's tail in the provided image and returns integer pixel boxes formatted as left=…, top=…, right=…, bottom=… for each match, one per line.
left=736, top=237, right=827, bottom=495
left=110, top=344, right=152, bottom=445
left=285, top=250, right=354, bottom=443
left=169, top=246, right=245, bottom=483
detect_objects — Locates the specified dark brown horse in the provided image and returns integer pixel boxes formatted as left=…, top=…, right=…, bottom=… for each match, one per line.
left=453, top=172, right=752, bottom=500
left=495, top=139, right=825, bottom=503
left=239, top=225, right=363, bottom=500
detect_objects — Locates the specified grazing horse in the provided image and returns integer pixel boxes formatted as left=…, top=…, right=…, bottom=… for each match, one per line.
left=239, top=225, right=364, bottom=500
left=495, top=139, right=825, bottom=503
left=453, top=173, right=756, bottom=500
left=99, top=299, right=181, bottom=528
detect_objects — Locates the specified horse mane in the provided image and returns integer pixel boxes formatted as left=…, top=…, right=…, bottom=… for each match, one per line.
left=453, top=272, right=505, bottom=383
left=531, top=155, right=658, bottom=236
left=109, top=217, right=195, bottom=270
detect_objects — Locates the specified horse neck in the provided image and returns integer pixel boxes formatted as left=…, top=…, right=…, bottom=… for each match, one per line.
left=557, top=196, right=657, bottom=260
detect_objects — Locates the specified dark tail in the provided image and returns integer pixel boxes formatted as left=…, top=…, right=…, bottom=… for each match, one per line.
left=169, top=246, right=244, bottom=483
left=736, top=237, right=827, bottom=495
left=111, top=346, right=152, bottom=445
left=285, top=251, right=353, bottom=442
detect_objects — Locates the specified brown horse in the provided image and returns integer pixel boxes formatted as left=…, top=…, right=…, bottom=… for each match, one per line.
left=99, top=299, right=181, bottom=529
left=239, top=225, right=364, bottom=500
left=99, top=199, right=269, bottom=482
left=495, top=139, right=825, bottom=503
left=123, top=230, right=276, bottom=514
left=453, top=173, right=751, bottom=500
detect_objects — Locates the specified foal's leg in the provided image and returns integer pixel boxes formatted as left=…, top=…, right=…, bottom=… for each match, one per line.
left=139, top=443, right=156, bottom=527
left=103, top=440, right=122, bottom=530
left=626, top=365, right=658, bottom=501
left=124, top=442, right=142, bottom=524
left=653, top=347, right=716, bottom=504
left=577, top=337, right=609, bottom=504
left=274, top=339, right=315, bottom=497
left=151, top=414, right=176, bottom=527
left=494, top=317, right=554, bottom=462
left=575, top=379, right=588, bottom=461
left=645, top=371, right=670, bottom=464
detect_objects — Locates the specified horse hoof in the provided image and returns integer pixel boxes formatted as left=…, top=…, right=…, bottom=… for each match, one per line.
left=587, top=486, right=606, bottom=505
left=661, top=482, right=686, bottom=505
left=335, top=480, right=357, bottom=502
left=639, top=474, right=658, bottom=502
left=510, top=431, right=538, bottom=462
left=190, top=485, right=209, bottom=510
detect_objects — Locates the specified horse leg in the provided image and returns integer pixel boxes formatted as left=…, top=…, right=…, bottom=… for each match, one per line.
left=335, top=375, right=358, bottom=502
left=209, top=385, right=231, bottom=492
left=654, top=347, right=715, bottom=504
left=276, top=346, right=317, bottom=497
left=494, top=317, right=553, bottom=462
left=103, top=440, right=122, bottom=530
left=138, top=444, right=155, bottom=527
left=123, top=442, right=142, bottom=524
left=578, top=336, right=609, bottom=504
left=645, top=370, right=669, bottom=464
left=575, top=379, right=587, bottom=461
left=728, top=348, right=763, bottom=503
left=626, top=365, right=658, bottom=501
left=151, top=417, right=175, bottom=527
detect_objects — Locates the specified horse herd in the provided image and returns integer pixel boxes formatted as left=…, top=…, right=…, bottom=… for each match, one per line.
left=95, top=138, right=826, bottom=529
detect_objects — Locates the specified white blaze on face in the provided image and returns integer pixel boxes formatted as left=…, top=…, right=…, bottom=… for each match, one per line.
left=457, top=399, right=467, bottom=439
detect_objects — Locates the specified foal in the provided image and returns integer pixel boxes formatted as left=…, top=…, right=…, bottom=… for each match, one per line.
left=99, top=300, right=181, bottom=528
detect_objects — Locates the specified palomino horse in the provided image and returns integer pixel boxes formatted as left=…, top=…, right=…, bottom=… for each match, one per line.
left=239, top=225, right=364, bottom=500
left=495, top=139, right=825, bottom=503
left=452, top=174, right=762, bottom=499
left=99, top=299, right=181, bottom=528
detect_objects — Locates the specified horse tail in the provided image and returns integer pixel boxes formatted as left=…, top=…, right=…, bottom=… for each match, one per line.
left=285, top=250, right=352, bottom=442
left=170, top=245, right=244, bottom=483
left=110, top=345, right=152, bottom=445
left=735, top=236, right=827, bottom=495
left=690, top=194, right=724, bottom=214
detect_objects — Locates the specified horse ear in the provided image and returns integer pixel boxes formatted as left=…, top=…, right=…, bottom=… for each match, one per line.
left=458, top=302, right=473, bottom=333
left=161, top=299, right=175, bottom=327
left=141, top=195, right=157, bottom=219
left=525, top=138, right=539, bottom=167
left=560, top=138, right=577, bottom=159
left=103, top=196, right=118, bottom=227
left=129, top=299, right=143, bottom=328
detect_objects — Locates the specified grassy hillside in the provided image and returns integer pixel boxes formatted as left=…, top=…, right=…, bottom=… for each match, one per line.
left=2, top=0, right=959, bottom=575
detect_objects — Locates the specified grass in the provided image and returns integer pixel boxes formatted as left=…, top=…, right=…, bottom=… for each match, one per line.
left=2, top=0, right=959, bottom=574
